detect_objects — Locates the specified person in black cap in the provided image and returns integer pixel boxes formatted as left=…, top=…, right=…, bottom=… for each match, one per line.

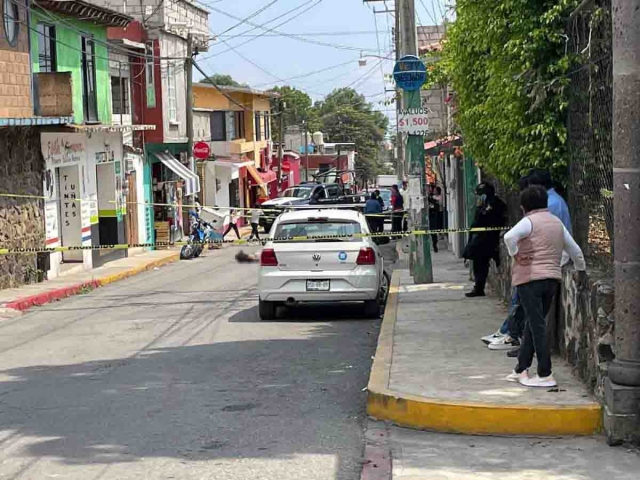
left=463, top=182, right=507, bottom=297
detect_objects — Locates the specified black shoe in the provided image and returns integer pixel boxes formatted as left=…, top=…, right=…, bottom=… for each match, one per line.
left=465, top=290, right=486, bottom=298
left=507, top=347, right=520, bottom=358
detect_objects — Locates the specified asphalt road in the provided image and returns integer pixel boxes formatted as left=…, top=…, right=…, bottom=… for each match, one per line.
left=0, top=246, right=386, bottom=480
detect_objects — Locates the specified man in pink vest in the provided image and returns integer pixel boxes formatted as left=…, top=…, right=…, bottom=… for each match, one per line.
left=504, top=186, right=586, bottom=387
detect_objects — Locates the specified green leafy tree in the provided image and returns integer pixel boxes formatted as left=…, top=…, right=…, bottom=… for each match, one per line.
left=428, top=0, right=580, bottom=185
left=199, top=73, right=246, bottom=87
left=314, top=88, right=389, bottom=183
left=268, top=86, right=317, bottom=140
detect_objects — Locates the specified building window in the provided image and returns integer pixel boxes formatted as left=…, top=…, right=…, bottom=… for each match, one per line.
left=211, top=111, right=226, bottom=141
left=254, top=112, right=261, bottom=141
left=81, top=36, right=98, bottom=123
left=145, top=41, right=155, bottom=108
left=37, top=24, right=56, bottom=72
left=264, top=112, right=270, bottom=139
left=167, top=62, right=177, bottom=123
left=3, top=0, right=18, bottom=46
left=234, top=111, right=245, bottom=139
left=111, top=76, right=130, bottom=115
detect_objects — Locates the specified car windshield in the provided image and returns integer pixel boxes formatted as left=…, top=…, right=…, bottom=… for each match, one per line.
left=282, top=187, right=313, bottom=199
left=274, top=220, right=362, bottom=242
left=377, top=189, right=392, bottom=202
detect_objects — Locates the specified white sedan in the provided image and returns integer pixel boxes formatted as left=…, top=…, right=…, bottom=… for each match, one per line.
left=257, top=209, right=390, bottom=320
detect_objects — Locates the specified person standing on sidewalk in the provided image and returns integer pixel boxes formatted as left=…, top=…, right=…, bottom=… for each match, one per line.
left=463, top=182, right=507, bottom=297
left=248, top=207, right=262, bottom=241
left=390, top=185, right=405, bottom=234
left=484, top=169, right=573, bottom=352
left=504, top=186, right=586, bottom=387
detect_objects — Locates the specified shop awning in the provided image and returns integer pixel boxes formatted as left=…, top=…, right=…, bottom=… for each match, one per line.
left=154, top=152, right=201, bottom=196
left=246, top=165, right=276, bottom=197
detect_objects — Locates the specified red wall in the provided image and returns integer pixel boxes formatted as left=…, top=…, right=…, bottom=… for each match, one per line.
left=109, top=23, right=164, bottom=145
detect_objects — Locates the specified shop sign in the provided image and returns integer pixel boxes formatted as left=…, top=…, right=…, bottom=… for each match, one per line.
left=397, top=108, right=430, bottom=136
left=41, top=133, right=86, bottom=167
left=194, top=141, right=210, bottom=159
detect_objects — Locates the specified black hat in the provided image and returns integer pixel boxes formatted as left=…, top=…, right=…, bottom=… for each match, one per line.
left=475, top=182, right=495, bottom=197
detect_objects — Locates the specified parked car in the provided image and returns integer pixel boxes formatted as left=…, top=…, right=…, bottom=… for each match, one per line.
left=257, top=209, right=390, bottom=320
left=259, top=182, right=349, bottom=232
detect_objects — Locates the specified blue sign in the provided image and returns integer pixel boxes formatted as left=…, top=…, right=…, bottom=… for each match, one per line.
left=393, top=55, right=427, bottom=91
left=338, top=251, right=347, bottom=261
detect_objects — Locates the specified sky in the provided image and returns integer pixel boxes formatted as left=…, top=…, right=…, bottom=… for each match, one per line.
left=191, top=0, right=448, bottom=126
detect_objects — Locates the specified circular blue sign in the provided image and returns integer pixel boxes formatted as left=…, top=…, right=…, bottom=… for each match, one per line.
left=393, top=55, right=427, bottom=91
left=338, top=251, right=347, bottom=261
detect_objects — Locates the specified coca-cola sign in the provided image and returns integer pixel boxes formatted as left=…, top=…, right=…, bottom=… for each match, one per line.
left=193, top=141, right=211, bottom=159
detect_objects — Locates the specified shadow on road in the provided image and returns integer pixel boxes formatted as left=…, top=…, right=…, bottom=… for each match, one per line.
left=0, top=319, right=378, bottom=479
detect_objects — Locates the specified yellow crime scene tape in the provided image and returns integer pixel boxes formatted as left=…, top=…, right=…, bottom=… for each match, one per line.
left=0, top=227, right=509, bottom=255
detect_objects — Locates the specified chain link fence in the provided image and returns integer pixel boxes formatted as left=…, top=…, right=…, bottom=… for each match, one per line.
left=566, top=0, right=613, bottom=272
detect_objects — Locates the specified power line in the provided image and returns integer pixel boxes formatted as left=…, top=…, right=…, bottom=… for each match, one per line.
left=205, top=3, right=379, bottom=53
left=372, top=8, right=390, bottom=104
left=30, top=1, right=189, bottom=62
left=203, top=0, right=322, bottom=60
left=250, top=59, right=356, bottom=88
left=215, top=30, right=388, bottom=38
left=216, top=0, right=281, bottom=36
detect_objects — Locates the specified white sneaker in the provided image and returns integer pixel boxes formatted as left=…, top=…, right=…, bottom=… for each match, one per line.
left=519, top=374, right=557, bottom=388
left=506, top=370, right=528, bottom=383
left=488, top=336, right=520, bottom=351
left=481, top=330, right=505, bottom=345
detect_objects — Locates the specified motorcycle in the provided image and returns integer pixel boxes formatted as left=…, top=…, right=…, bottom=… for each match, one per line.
left=180, top=211, right=223, bottom=260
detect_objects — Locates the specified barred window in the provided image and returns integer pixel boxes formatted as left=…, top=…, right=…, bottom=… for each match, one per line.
left=37, top=24, right=56, bottom=72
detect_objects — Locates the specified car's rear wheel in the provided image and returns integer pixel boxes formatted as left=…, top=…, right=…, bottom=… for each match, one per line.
left=364, top=271, right=391, bottom=318
left=258, top=299, right=276, bottom=320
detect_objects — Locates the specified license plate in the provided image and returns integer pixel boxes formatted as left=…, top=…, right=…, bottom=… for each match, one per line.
left=306, top=280, right=330, bottom=291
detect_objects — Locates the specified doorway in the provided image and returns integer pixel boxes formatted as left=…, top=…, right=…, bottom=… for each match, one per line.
left=126, top=171, right=139, bottom=245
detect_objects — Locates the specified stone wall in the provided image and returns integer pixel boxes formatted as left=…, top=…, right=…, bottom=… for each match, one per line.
left=488, top=246, right=614, bottom=402
left=0, top=128, right=47, bottom=289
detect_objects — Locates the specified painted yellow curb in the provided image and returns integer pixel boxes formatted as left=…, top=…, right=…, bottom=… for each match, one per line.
left=366, top=270, right=603, bottom=436
left=97, top=253, right=180, bottom=287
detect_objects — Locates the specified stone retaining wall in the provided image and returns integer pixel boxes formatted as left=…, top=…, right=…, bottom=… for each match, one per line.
left=0, top=128, right=47, bottom=289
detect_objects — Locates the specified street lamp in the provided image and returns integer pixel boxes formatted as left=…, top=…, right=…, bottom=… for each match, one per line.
left=358, top=52, right=392, bottom=66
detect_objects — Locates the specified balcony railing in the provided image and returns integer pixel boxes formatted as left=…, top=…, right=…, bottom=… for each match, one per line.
left=33, top=72, right=73, bottom=117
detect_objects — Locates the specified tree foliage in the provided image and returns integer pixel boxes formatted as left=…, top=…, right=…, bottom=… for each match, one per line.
left=314, top=88, right=388, bottom=181
left=268, top=86, right=317, bottom=140
left=199, top=73, right=246, bottom=87
left=430, top=0, right=580, bottom=185
left=269, top=86, right=389, bottom=181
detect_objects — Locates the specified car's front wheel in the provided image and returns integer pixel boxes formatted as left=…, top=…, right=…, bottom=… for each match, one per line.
left=258, top=299, right=276, bottom=320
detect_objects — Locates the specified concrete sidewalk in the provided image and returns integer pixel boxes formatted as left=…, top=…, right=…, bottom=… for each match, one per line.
left=367, top=253, right=602, bottom=436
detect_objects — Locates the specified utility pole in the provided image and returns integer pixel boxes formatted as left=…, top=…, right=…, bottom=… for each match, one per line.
left=278, top=100, right=285, bottom=189
left=605, top=0, right=640, bottom=445
left=397, top=0, right=433, bottom=283
left=304, top=129, right=310, bottom=182
left=186, top=33, right=195, bottom=186
left=395, top=4, right=404, bottom=182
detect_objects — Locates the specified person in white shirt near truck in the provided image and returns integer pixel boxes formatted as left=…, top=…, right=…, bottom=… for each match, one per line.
left=504, top=185, right=586, bottom=388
